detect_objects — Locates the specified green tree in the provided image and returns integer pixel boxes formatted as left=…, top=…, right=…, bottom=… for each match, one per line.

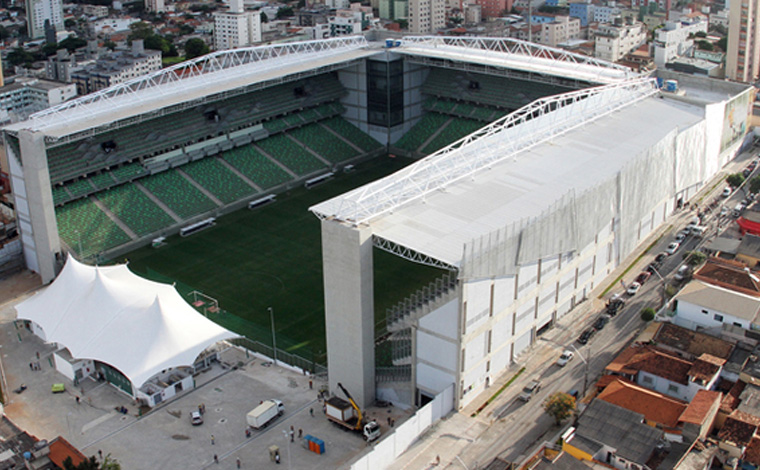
left=104, top=40, right=117, bottom=50
left=59, top=36, right=87, bottom=51
left=683, top=250, right=706, bottom=266
left=184, top=38, right=209, bottom=59
left=543, top=392, right=576, bottom=425
left=641, top=307, right=656, bottom=321
left=128, top=21, right=155, bottom=41
left=695, top=30, right=707, bottom=38
left=64, top=18, right=76, bottom=28
left=7, top=47, right=34, bottom=66
left=696, top=39, right=714, bottom=51
left=749, top=176, right=760, bottom=194
left=260, top=11, right=268, bottom=22
left=178, top=23, right=195, bottom=35
left=716, top=36, right=728, bottom=51
left=276, top=6, right=294, bottom=18
left=727, top=172, right=745, bottom=189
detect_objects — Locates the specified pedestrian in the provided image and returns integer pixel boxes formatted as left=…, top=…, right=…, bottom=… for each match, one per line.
left=236, top=457, right=241, bottom=468
left=29, top=363, right=33, bottom=371
left=198, top=404, right=203, bottom=414
left=290, top=426, right=294, bottom=442
left=391, top=418, right=395, bottom=427
left=75, top=396, right=80, bottom=404
left=275, top=453, right=281, bottom=464
left=309, top=379, right=313, bottom=389
left=387, top=417, right=391, bottom=425
left=36, top=351, right=40, bottom=359
left=245, top=427, right=251, bottom=438
left=98, top=450, right=103, bottom=460
left=211, top=434, right=215, bottom=445
left=213, top=454, right=218, bottom=464
left=202, top=403, right=206, bottom=414
left=298, top=428, right=302, bottom=438
left=310, top=408, right=314, bottom=417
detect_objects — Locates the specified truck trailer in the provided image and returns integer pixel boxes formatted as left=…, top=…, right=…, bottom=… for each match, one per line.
left=325, top=384, right=381, bottom=442
left=246, top=399, right=284, bottom=429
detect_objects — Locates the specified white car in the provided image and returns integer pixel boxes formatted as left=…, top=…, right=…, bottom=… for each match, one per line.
left=557, top=350, right=574, bottom=367
left=723, top=187, right=732, bottom=197
left=666, top=242, right=680, bottom=255
left=721, top=207, right=729, bottom=216
left=675, top=232, right=686, bottom=242
left=626, top=282, right=641, bottom=296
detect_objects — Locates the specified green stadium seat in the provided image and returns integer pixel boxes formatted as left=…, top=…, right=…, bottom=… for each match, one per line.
left=322, top=118, right=382, bottom=153
left=421, top=118, right=484, bottom=154
left=55, top=198, right=131, bottom=258
left=96, top=184, right=176, bottom=237
left=140, top=170, right=217, bottom=220
left=221, top=145, right=292, bottom=189
left=394, top=113, right=451, bottom=153
left=256, top=135, right=327, bottom=176
left=289, top=124, right=359, bottom=165
left=181, top=158, right=256, bottom=204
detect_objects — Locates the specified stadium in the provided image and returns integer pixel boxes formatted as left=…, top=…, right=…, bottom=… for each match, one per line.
left=3, top=36, right=753, bottom=411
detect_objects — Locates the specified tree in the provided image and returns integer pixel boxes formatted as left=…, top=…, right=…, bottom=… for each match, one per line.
left=128, top=21, right=155, bottom=41
left=64, top=18, right=76, bottom=28
left=260, top=11, right=268, bottom=23
left=641, top=307, right=656, bottom=321
left=276, top=6, right=294, bottom=18
left=695, top=30, right=707, bottom=38
left=59, top=36, right=87, bottom=52
left=543, top=392, right=575, bottom=425
left=7, top=47, right=34, bottom=66
left=63, top=454, right=121, bottom=470
left=696, top=39, right=714, bottom=51
left=104, top=40, right=116, bottom=50
left=749, top=176, right=760, bottom=194
left=184, top=38, right=209, bottom=59
left=683, top=250, right=706, bottom=266
left=716, top=36, right=728, bottom=51
left=727, top=172, right=745, bottom=189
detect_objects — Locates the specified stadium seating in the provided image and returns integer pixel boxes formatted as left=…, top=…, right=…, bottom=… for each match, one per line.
left=289, top=124, right=359, bottom=164
left=221, top=146, right=292, bottom=189
left=421, top=118, right=484, bottom=154
left=55, top=198, right=131, bottom=258
left=181, top=158, right=256, bottom=204
left=52, top=186, right=72, bottom=206
left=256, top=135, right=327, bottom=176
left=90, top=172, right=116, bottom=190
left=140, top=170, right=217, bottom=219
left=65, top=179, right=95, bottom=199
left=96, top=184, right=176, bottom=237
left=111, top=163, right=148, bottom=183
left=322, top=117, right=383, bottom=153
left=394, top=113, right=451, bottom=152
left=264, top=118, right=288, bottom=134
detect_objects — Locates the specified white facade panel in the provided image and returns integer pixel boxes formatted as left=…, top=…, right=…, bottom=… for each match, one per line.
left=463, top=331, right=487, bottom=371
left=417, top=330, right=458, bottom=372
left=419, top=300, right=459, bottom=339
left=492, top=275, right=515, bottom=314
left=513, top=329, right=531, bottom=357
left=514, top=301, right=535, bottom=334
left=417, top=362, right=455, bottom=394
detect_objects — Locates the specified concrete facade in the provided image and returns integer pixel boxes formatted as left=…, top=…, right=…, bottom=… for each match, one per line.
left=726, top=0, right=760, bottom=82
left=321, top=220, right=375, bottom=409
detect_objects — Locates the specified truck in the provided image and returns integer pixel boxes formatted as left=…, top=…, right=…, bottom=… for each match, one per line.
left=246, top=399, right=284, bottom=429
left=325, top=383, right=381, bottom=442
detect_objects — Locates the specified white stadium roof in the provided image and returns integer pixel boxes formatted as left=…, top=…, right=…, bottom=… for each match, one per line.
left=15, top=257, right=236, bottom=387
left=5, top=36, right=638, bottom=139
left=311, top=78, right=703, bottom=267
left=396, top=36, right=639, bottom=85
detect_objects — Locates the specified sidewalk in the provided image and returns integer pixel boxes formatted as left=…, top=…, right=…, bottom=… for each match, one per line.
left=388, top=150, right=754, bottom=470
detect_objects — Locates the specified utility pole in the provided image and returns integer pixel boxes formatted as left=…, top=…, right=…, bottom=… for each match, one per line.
left=269, top=307, right=278, bottom=365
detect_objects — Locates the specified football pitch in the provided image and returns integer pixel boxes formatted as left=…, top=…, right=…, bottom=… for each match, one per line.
left=124, top=156, right=446, bottom=364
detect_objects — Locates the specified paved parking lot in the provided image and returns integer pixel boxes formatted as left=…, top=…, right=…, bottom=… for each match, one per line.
left=0, top=298, right=407, bottom=469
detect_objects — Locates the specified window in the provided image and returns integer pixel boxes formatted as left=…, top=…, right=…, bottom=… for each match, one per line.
left=701, top=309, right=708, bottom=314
left=668, top=384, right=679, bottom=394
left=642, top=375, right=654, bottom=384
left=714, top=314, right=724, bottom=322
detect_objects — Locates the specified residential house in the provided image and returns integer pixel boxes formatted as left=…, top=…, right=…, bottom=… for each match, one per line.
left=671, top=281, right=760, bottom=334
left=650, top=321, right=735, bottom=362
left=718, top=411, right=760, bottom=459
left=736, top=234, right=760, bottom=269
left=678, top=389, right=722, bottom=442
left=562, top=400, right=663, bottom=470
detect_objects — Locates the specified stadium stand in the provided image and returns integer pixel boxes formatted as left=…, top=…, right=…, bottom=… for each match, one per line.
left=52, top=186, right=71, bottom=206
left=89, top=172, right=116, bottom=190
left=65, top=179, right=95, bottom=199
left=55, top=198, right=130, bottom=257
left=256, top=135, right=327, bottom=176
left=394, top=113, right=451, bottom=152
left=140, top=170, right=218, bottom=219
left=289, top=124, right=360, bottom=164
left=96, top=184, right=176, bottom=237
left=111, top=163, right=148, bottom=183
left=221, top=145, right=292, bottom=189
left=181, top=157, right=256, bottom=204
left=421, top=118, right=484, bottom=154
left=422, top=69, right=571, bottom=111
left=322, top=117, right=383, bottom=153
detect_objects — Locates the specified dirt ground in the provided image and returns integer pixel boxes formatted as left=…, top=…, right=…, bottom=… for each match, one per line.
left=0, top=270, right=41, bottom=308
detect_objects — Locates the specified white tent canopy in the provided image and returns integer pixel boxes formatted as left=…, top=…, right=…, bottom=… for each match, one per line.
left=16, top=257, right=237, bottom=388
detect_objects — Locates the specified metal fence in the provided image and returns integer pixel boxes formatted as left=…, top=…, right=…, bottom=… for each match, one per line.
left=231, top=337, right=327, bottom=377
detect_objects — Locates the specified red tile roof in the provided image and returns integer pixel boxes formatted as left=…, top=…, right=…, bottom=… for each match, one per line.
left=745, top=436, right=760, bottom=466
left=718, top=411, right=760, bottom=447
left=679, top=390, right=721, bottom=425
left=689, top=354, right=725, bottom=383
left=653, top=323, right=734, bottom=360
left=48, top=437, right=87, bottom=468
left=721, top=380, right=747, bottom=413
left=606, top=345, right=693, bottom=385
left=597, top=377, right=688, bottom=428
left=694, top=258, right=760, bottom=296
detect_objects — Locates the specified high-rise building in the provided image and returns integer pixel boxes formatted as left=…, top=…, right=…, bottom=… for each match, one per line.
left=213, top=0, right=262, bottom=51
left=145, top=0, right=165, bottom=14
left=25, top=0, right=64, bottom=39
left=726, top=0, right=760, bottom=82
left=408, top=0, right=445, bottom=34
left=474, top=0, right=511, bottom=20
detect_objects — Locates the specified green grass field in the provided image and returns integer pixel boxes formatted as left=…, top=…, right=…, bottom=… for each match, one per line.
left=124, top=156, right=446, bottom=364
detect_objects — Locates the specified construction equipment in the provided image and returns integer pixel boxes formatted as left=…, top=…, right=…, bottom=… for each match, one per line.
left=325, top=383, right=381, bottom=442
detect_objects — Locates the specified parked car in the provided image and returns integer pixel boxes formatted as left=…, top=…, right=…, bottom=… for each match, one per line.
left=518, top=379, right=543, bottom=401
left=606, top=298, right=625, bottom=316
left=593, top=315, right=609, bottom=330
left=655, top=252, right=669, bottom=262
left=723, top=187, right=733, bottom=197
left=191, top=411, right=203, bottom=426
left=687, top=217, right=700, bottom=227
left=556, top=350, right=574, bottom=367
left=635, top=272, right=651, bottom=284
left=666, top=242, right=680, bottom=255
left=674, top=265, right=691, bottom=282
left=577, top=327, right=596, bottom=345
left=646, top=263, right=660, bottom=274
left=675, top=232, right=686, bottom=242
left=721, top=206, right=729, bottom=216
left=626, top=282, right=642, bottom=296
